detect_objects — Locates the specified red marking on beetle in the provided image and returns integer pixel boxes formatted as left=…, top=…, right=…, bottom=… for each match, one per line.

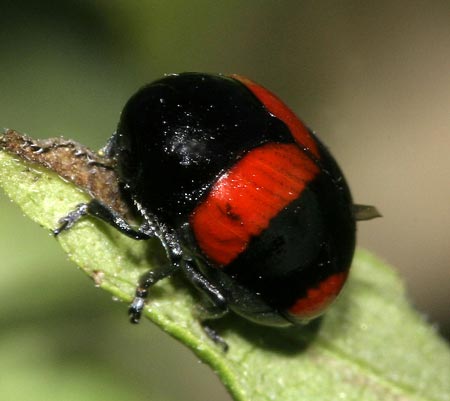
left=287, top=271, right=348, bottom=319
left=190, top=142, right=320, bottom=266
left=230, top=75, right=319, bottom=158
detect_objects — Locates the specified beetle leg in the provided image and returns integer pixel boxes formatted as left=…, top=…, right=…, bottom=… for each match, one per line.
left=128, top=225, right=185, bottom=323
left=182, top=260, right=229, bottom=350
left=128, top=260, right=180, bottom=323
left=182, top=260, right=229, bottom=317
left=352, top=204, right=382, bottom=221
left=201, top=324, right=229, bottom=352
left=53, top=199, right=151, bottom=240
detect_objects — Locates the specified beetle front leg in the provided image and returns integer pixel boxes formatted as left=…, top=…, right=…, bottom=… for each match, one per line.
left=53, top=199, right=151, bottom=240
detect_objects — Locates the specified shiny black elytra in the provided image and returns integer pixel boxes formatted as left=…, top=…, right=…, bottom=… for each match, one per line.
left=55, top=73, right=379, bottom=345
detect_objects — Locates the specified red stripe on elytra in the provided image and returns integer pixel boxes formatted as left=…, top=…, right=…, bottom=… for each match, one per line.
left=288, top=271, right=348, bottom=319
left=190, top=143, right=320, bottom=266
left=230, top=75, right=320, bottom=159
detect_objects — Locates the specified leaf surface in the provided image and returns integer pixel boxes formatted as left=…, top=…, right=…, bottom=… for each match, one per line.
left=0, top=150, right=449, bottom=401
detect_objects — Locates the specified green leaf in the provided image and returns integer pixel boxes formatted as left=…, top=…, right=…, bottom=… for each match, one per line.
left=0, top=149, right=449, bottom=401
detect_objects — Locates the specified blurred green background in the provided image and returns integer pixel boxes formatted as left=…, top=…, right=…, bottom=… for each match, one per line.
left=1, top=1, right=449, bottom=400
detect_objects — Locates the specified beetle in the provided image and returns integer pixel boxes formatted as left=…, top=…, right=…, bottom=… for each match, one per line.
left=55, top=72, right=379, bottom=337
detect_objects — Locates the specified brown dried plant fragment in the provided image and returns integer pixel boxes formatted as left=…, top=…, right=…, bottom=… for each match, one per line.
left=0, top=129, right=130, bottom=217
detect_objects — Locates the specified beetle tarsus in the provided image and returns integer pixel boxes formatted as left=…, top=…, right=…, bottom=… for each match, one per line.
left=352, top=204, right=382, bottom=221
left=128, top=296, right=145, bottom=324
left=53, top=203, right=89, bottom=236
left=202, top=323, right=229, bottom=352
